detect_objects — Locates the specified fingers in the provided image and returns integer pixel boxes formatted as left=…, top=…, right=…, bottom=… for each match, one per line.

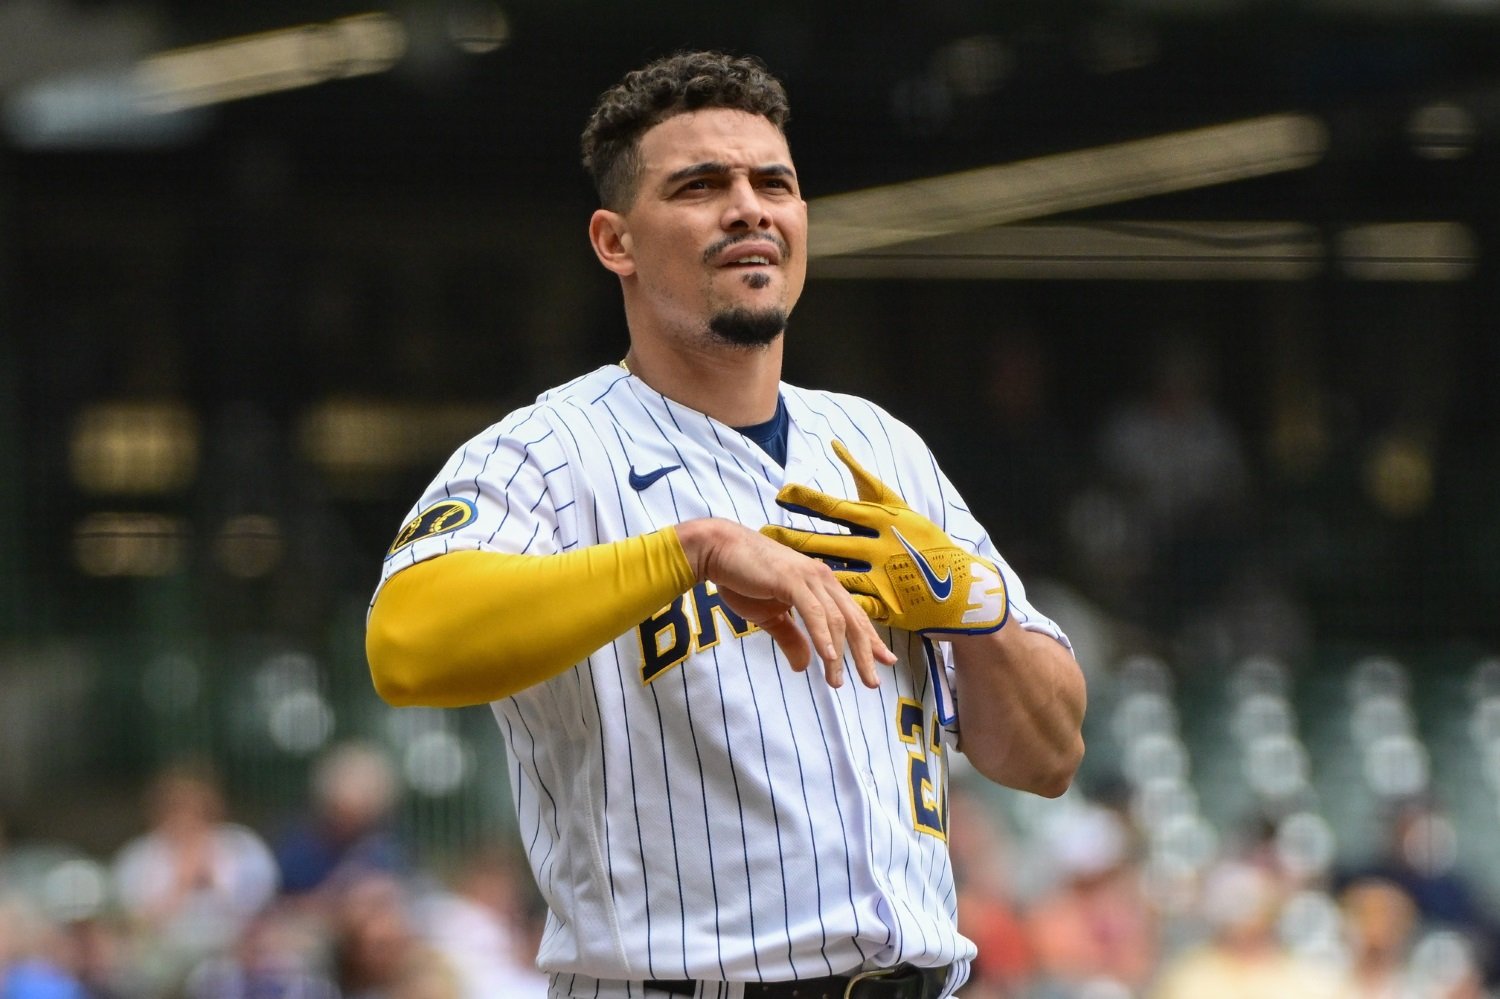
left=760, top=524, right=873, bottom=566
left=730, top=565, right=883, bottom=689
left=831, top=440, right=904, bottom=506
left=786, top=570, right=895, bottom=690
left=783, top=573, right=849, bottom=687
left=757, top=610, right=812, bottom=672
left=754, top=533, right=893, bottom=688
left=689, top=519, right=893, bottom=688
left=771, top=484, right=876, bottom=536
left=840, top=594, right=898, bottom=689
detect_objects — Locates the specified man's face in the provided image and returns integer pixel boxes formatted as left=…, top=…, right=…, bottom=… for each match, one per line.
left=612, top=108, right=808, bottom=347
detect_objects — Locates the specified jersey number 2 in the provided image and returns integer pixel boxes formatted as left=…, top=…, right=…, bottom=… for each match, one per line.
left=897, top=698, right=947, bottom=840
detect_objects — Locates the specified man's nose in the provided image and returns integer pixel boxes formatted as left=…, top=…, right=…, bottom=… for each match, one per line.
left=721, top=178, right=770, bottom=230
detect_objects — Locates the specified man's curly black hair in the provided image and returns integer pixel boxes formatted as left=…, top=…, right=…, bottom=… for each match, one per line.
left=581, top=50, right=791, bottom=210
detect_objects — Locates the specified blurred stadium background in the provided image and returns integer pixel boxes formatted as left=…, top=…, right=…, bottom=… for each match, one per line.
left=3, top=1, right=1500, bottom=996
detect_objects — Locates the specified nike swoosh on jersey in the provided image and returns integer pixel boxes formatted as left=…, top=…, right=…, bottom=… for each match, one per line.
left=891, top=526, right=953, bottom=601
left=628, top=464, right=680, bottom=491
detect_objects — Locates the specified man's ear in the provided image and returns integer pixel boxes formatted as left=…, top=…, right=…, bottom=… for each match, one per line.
left=589, top=209, right=635, bottom=277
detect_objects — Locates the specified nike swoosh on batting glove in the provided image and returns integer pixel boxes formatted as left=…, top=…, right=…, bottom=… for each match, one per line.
left=760, top=440, right=1009, bottom=635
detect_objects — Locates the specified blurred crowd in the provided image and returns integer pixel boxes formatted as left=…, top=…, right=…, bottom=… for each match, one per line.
left=0, top=744, right=548, bottom=999
left=3, top=735, right=1497, bottom=999
left=950, top=781, right=1496, bottom=999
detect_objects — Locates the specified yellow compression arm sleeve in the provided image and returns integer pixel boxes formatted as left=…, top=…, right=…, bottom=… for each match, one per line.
left=366, top=527, right=697, bottom=707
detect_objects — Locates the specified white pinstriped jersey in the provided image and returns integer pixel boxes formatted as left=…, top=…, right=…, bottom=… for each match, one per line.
left=376, top=364, right=1069, bottom=999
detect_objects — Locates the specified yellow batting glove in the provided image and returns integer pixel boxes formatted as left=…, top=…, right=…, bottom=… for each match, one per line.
left=760, top=440, right=1008, bottom=635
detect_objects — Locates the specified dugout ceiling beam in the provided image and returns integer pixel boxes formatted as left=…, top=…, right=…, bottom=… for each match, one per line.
left=807, top=220, right=1478, bottom=282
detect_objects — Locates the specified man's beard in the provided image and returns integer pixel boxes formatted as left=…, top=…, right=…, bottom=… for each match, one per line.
left=707, top=306, right=787, bottom=348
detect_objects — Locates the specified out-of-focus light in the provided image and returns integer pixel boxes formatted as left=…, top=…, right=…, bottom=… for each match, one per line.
left=1148, top=813, right=1218, bottom=874
left=0, top=0, right=173, bottom=148
left=1364, top=434, right=1435, bottom=517
left=1229, top=655, right=1289, bottom=700
left=1351, top=694, right=1415, bottom=747
left=73, top=513, right=187, bottom=578
left=1275, top=812, right=1337, bottom=879
left=254, top=651, right=321, bottom=705
left=298, top=399, right=495, bottom=496
left=4, top=13, right=406, bottom=148
left=3, top=71, right=209, bottom=149
left=1409, top=931, right=1482, bottom=996
left=404, top=730, right=472, bottom=795
left=385, top=706, right=450, bottom=745
left=1470, top=657, right=1500, bottom=702
left=1349, top=655, right=1409, bottom=701
left=70, top=401, right=198, bottom=495
left=1408, top=102, right=1475, bottom=160
left=299, top=399, right=409, bottom=479
left=1130, top=776, right=1198, bottom=829
left=213, top=514, right=284, bottom=579
left=446, top=1, right=510, bottom=54
left=268, top=689, right=335, bottom=755
left=1232, top=693, right=1295, bottom=743
left=1472, top=697, right=1500, bottom=745
left=1277, top=888, right=1342, bottom=960
left=1110, top=691, right=1178, bottom=745
left=1364, top=734, right=1430, bottom=798
left=1339, top=222, right=1476, bottom=282
left=260, top=651, right=319, bottom=685
left=41, top=859, right=109, bottom=923
left=1123, top=732, right=1189, bottom=785
left=1479, top=738, right=1500, bottom=790
left=810, top=113, right=1328, bottom=257
left=1201, top=861, right=1281, bottom=932
left=254, top=651, right=332, bottom=754
left=135, top=13, right=406, bottom=114
left=1244, top=733, right=1310, bottom=799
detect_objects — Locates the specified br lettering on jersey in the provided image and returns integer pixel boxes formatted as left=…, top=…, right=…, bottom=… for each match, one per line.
left=636, top=581, right=758, bottom=683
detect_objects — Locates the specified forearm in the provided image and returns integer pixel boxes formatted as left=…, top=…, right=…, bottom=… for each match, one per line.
left=366, top=527, right=696, bottom=707
left=948, top=624, right=1086, bottom=797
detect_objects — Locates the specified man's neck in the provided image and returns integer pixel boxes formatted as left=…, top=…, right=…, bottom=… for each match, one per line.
left=623, top=336, right=783, bottom=427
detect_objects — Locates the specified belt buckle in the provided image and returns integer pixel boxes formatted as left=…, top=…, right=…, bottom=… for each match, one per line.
left=842, top=967, right=887, bottom=999
left=841, top=964, right=914, bottom=999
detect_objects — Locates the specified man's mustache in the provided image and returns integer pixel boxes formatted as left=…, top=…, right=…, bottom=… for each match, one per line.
left=702, top=232, right=791, bottom=264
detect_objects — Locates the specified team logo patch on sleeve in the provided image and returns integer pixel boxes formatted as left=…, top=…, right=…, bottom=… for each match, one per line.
left=386, top=498, right=477, bottom=556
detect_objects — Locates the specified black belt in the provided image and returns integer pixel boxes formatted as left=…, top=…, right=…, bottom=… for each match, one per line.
left=645, top=962, right=949, bottom=998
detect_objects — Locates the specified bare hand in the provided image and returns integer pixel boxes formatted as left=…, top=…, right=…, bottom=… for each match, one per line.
left=675, top=518, right=895, bottom=688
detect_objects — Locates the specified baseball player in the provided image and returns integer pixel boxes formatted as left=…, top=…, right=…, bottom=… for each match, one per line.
left=366, top=50, right=1086, bottom=999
